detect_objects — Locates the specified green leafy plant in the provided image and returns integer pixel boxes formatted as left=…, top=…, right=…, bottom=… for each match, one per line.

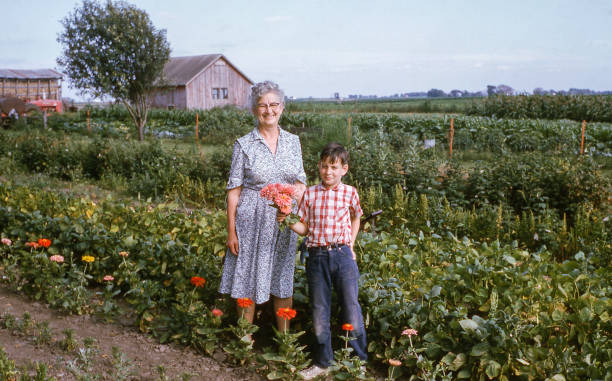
left=328, top=326, right=370, bottom=380
left=262, top=308, right=310, bottom=380
left=223, top=316, right=259, bottom=367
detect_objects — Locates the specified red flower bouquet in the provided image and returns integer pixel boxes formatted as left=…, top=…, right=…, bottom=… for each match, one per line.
left=260, top=183, right=300, bottom=227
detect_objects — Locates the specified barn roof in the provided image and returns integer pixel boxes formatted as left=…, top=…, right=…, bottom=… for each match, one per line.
left=0, top=69, right=63, bottom=80
left=160, top=54, right=253, bottom=86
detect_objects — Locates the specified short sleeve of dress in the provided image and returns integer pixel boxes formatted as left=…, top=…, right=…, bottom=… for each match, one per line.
left=226, top=141, right=244, bottom=190
left=295, top=136, right=307, bottom=184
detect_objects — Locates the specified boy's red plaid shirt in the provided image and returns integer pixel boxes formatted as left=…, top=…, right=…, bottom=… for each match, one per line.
left=297, top=183, right=363, bottom=247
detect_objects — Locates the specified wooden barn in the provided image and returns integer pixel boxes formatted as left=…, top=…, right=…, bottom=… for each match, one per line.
left=0, top=69, right=63, bottom=101
left=151, top=54, right=253, bottom=110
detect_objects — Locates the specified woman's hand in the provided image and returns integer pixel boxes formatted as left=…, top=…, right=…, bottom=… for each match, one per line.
left=276, top=210, right=288, bottom=223
left=226, top=187, right=242, bottom=256
left=226, top=230, right=239, bottom=255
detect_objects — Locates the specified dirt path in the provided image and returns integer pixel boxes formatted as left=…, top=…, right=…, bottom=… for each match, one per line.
left=0, top=285, right=264, bottom=380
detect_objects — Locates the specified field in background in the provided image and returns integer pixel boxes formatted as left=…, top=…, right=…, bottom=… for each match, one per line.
left=285, top=96, right=481, bottom=114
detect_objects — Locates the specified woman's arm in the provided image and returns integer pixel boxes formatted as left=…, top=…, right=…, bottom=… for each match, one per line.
left=226, top=186, right=242, bottom=255
left=292, top=181, right=306, bottom=202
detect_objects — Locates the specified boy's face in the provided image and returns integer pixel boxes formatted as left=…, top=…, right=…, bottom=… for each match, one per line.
left=318, top=157, right=348, bottom=189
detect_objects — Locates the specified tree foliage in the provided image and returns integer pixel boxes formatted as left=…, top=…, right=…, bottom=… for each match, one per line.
left=426, top=88, right=447, bottom=98
left=57, top=0, right=171, bottom=140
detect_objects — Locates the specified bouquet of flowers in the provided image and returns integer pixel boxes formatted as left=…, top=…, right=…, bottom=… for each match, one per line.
left=260, top=183, right=301, bottom=227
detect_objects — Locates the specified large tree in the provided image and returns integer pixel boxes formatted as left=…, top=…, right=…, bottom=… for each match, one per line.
left=57, top=0, right=170, bottom=141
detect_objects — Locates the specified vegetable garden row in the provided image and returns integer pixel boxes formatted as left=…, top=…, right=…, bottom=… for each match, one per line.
left=0, top=106, right=610, bottom=380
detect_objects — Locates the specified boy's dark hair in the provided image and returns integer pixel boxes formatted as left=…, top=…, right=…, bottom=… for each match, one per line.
left=320, top=142, right=349, bottom=165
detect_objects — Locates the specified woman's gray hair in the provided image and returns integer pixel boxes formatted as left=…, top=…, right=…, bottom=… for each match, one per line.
left=250, top=80, right=285, bottom=110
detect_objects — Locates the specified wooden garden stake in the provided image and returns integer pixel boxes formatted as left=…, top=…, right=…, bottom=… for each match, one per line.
left=449, top=118, right=454, bottom=158
left=87, top=109, right=90, bottom=134
left=580, top=120, right=586, bottom=155
left=348, top=116, right=352, bottom=141
left=195, top=112, right=199, bottom=141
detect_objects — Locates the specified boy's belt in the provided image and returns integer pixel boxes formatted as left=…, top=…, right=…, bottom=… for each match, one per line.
left=308, top=243, right=347, bottom=253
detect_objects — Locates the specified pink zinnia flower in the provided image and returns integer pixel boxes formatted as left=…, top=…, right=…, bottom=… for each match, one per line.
left=279, top=184, right=296, bottom=197
left=388, top=359, right=402, bottom=367
left=103, top=275, right=114, bottom=281
left=211, top=308, right=223, bottom=317
left=49, top=255, right=64, bottom=263
left=402, top=328, right=418, bottom=337
left=25, top=242, right=40, bottom=249
left=260, top=184, right=279, bottom=200
left=1, top=238, right=11, bottom=246
left=274, top=194, right=292, bottom=208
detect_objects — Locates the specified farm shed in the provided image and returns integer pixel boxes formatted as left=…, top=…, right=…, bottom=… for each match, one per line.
left=151, top=54, right=253, bottom=110
left=0, top=69, right=63, bottom=101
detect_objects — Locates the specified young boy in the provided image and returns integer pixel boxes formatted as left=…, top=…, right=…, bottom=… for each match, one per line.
left=281, top=142, right=367, bottom=380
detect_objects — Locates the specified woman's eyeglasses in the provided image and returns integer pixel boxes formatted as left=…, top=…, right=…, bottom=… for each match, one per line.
left=257, top=102, right=281, bottom=111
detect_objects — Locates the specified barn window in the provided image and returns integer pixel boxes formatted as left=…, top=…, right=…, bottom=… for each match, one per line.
left=212, top=88, right=228, bottom=99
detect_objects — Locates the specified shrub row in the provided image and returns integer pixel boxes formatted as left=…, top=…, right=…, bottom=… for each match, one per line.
left=1, top=127, right=608, bottom=223
left=1, top=131, right=229, bottom=207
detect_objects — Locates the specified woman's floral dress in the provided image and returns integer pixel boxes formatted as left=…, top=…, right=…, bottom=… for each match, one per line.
left=219, top=127, right=306, bottom=304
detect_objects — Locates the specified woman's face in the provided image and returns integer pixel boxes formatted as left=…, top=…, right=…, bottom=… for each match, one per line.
left=254, top=92, right=283, bottom=129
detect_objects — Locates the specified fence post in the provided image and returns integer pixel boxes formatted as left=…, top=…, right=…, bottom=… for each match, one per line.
left=348, top=116, right=352, bottom=142
left=449, top=118, right=454, bottom=158
left=43, top=110, right=47, bottom=129
left=87, top=109, right=90, bottom=134
left=580, top=120, right=586, bottom=155
left=195, top=112, right=199, bottom=142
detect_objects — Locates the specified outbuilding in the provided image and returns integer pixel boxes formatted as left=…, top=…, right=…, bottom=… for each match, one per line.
left=151, top=54, right=253, bottom=110
left=0, top=69, right=63, bottom=101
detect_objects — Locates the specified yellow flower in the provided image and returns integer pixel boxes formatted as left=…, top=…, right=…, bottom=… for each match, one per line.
left=81, top=255, right=95, bottom=263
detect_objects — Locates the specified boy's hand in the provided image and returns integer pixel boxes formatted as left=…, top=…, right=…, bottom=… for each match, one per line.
left=276, top=210, right=288, bottom=223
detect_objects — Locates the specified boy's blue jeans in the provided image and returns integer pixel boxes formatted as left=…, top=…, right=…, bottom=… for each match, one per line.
left=306, top=244, right=368, bottom=368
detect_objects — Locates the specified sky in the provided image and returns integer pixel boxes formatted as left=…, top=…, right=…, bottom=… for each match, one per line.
left=2, top=0, right=612, bottom=100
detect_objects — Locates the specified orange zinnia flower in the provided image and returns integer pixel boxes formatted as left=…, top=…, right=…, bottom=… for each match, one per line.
left=342, top=323, right=354, bottom=331
left=190, top=276, right=206, bottom=288
left=237, top=298, right=254, bottom=308
left=37, top=238, right=51, bottom=248
left=276, top=308, right=297, bottom=320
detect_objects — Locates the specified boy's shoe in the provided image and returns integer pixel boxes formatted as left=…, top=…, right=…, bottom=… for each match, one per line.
left=299, top=365, right=328, bottom=380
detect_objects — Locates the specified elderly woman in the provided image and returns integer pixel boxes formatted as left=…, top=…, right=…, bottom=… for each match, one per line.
left=219, top=81, right=306, bottom=332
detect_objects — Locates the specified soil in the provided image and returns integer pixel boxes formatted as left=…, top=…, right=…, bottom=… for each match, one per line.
left=0, top=285, right=265, bottom=381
